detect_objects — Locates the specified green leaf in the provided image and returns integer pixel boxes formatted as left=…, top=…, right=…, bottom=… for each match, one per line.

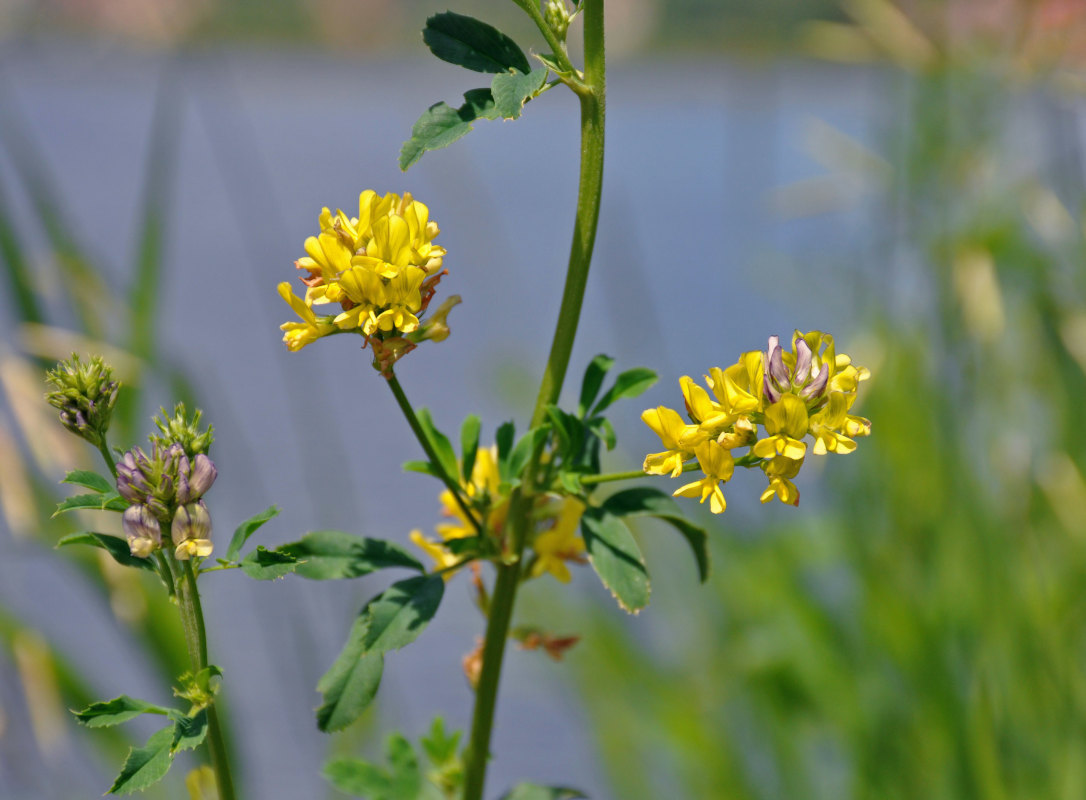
left=491, top=68, right=549, bottom=120
left=73, top=696, right=171, bottom=728
left=588, top=416, right=616, bottom=451
left=57, top=532, right=157, bottom=572
left=400, top=89, right=499, bottom=171
left=593, top=368, right=658, bottom=415
left=108, top=726, right=175, bottom=795
left=580, top=507, right=650, bottom=613
left=323, top=757, right=390, bottom=797
left=386, top=733, right=423, bottom=799
left=279, top=531, right=424, bottom=580
left=416, top=408, right=459, bottom=484
left=170, top=709, right=208, bottom=753
left=534, top=52, right=570, bottom=76
left=239, top=546, right=299, bottom=581
left=61, top=469, right=113, bottom=493
left=507, top=426, right=548, bottom=483
left=496, top=420, right=515, bottom=466
left=225, top=505, right=280, bottom=562
left=316, top=616, right=385, bottom=732
left=500, top=785, right=587, bottom=800
left=460, top=414, right=481, bottom=484
left=545, top=406, right=585, bottom=462
left=53, top=491, right=128, bottom=516
left=420, top=717, right=461, bottom=766
left=578, top=354, right=615, bottom=417
left=404, top=460, right=444, bottom=479
left=362, top=575, right=445, bottom=654
left=602, top=488, right=710, bottom=582
left=423, top=11, right=531, bottom=74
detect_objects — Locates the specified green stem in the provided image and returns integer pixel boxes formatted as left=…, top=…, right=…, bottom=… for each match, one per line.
left=96, top=439, right=117, bottom=478
left=173, top=554, right=237, bottom=800
left=510, top=0, right=579, bottom=77
left=387, top=373, right=483, bottom=536
left=580, top=468, right=650, bottom=485
left=462, top=3, right=605, bottom=798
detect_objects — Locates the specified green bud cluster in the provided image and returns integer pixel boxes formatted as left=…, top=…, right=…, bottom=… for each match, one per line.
left=544, top=0, right=571, bottom=40
left=44, top=354, right=119, bottom=447
left=151, top=403, right=214, bottom=457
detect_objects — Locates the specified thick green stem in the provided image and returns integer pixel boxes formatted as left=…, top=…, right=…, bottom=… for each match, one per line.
left=173, top=555, right=237, bottom=800
left=462, top=3, right=605, bottom=798
left=96, top=439, right=117, bottom=478
left=387, top=373, right=483, bottom=535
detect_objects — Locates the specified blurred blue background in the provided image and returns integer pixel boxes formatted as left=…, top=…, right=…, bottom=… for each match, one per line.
left=3, top=1, right=1086, bottom=798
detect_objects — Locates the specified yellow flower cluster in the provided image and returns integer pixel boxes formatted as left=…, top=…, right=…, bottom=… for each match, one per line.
left=411, top=447, right=586, bottom=582
left=642, top=331, right=871, bottom=512
left=278, top=191, right=458, bottom=371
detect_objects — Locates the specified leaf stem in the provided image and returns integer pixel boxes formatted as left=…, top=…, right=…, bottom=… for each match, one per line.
left=96, top=439, right=117, bottom=479
left=386, top=372, right=483, bottom=536
left=172, top=552, right=237, bottom=800
left=511, top=0, right=579, bottom=78
left=580, top=468, right=651, bottom=485
left=462, top=2, right=605, bottom=798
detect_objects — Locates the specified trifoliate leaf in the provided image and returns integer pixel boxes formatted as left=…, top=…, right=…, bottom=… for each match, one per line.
left=491, top=68, right=548, bottom=120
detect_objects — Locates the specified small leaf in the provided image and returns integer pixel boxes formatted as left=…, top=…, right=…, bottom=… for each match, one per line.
left=73, top=696, right=171, bottom=728
left=57, top=532, right=157, bottom=572
left=545, top=406, right=585, bottom=462
left=580, top=507, right=650, bottom=613
left=592, top=367, right=659, bottom=415
left=108, top=726, right=175, bottom=795
left=239, top=546, right=299, bottom=581
left=534, top=52, right=570, bottom=76
left=361, top=575, right=445, bottom=654
left=62, top=469, right=113, bottom=493
left=491, top=67, right=548, bottom=120
left=602, top=488, right=710, bottom=582
left=423, top=11, right=531, bottom=74
left=404, top=460, right=444, bottom=479
left=578, top=354, right=615, bottom=416
left=496, top=420, right=515, bottom=466
left=507, top=426, right=548, bottom=483
left=316, top=616, right=385, bottom=732
left=279, top=531, right=424, bottom=580
left=225, top=505, right=280, bottom=562
left=400, top=89, right=499, bottom=171
left=500, top=785, right=588, bottom=800
left=589, top=416, right=616, bottom=451
left=420, top=717, right=461, bottom=765
left=53, top=491, right=128, bottom=516
left=416, top=408, right=460, bottom=485
left=386, top=733, right=423, bottom=798
left=170, top=710, right=208, bottom=753
left=460, top=414, right=481, bottom=484
left=323, top=756, right=390, bottom=797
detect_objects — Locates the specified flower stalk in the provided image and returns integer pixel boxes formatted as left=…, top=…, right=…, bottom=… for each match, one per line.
left=461, top=1, right=606, bottom=797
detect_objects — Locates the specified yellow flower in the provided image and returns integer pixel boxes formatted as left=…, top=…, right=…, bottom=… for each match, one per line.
left=279, top=191, right=453, bottom=355
left=278, top=283, right=336, bottom=351
left=436, top=447, right=508, bottom=541
left=752, top=394, right=809, bottom=460
left=175, top=538, right=214, bottom=560
left=672, top=440, right=734, bottom=514
left=760, top=455, right=802, bottom=505
left=410, top=530, right=461, bottom=578
left=529, top=497, right=586, bottom=583
left=642, top=406, right=696, bottom=477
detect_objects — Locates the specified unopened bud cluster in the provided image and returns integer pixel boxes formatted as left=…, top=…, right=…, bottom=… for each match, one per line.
left=117, top=431, right=217, bottom=560
left=643, top=331, right=871, bottom=513
left=544, top=0, right=572, bottom=40
left=44, top=354, right=119, bottom=447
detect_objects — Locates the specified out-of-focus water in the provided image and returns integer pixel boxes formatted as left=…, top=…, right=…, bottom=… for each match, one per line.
left=0, top=40, right=884, bottom=799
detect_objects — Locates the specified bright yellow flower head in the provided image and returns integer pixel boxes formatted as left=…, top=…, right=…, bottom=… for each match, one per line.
left=278, top=191, right=454, bottom=365
left=642, top=330, right=870, bottom=513
left=277, top=283, right=337, bottom=351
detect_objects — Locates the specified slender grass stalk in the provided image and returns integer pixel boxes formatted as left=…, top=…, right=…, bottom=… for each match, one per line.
left=462, top=3, right=606, bottom=797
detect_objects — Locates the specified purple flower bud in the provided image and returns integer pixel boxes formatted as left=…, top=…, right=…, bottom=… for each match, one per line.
left=766, top=336, right=789, bottom=388
left=177, top=454, right=217, bottom=504
left=763, top=374, right=782, bottom=404
left=123, top=504, right=161, bottom=558
left=799, top=363, right=829, bottom=400
left=172, top=500, right=212, bottom=544
left=794, top=340, right=813, bottom=384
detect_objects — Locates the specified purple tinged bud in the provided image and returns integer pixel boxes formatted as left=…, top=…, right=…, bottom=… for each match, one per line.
left=767, top=337, right=789, bottom=388
left=178, top=454, right=217, bottom=504
left=172, top=500, right=212, bottom=543
left=799, top=363, right=829, bottom=399
left=763, top=374, right=782, bottom=404
left=794, top=340, right=813, bottom=384
left=123, top=504, right=161, bottom=558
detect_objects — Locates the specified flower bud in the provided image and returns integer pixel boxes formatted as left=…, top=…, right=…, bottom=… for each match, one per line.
left=150, top=404, right=214, bottom=457
left=123, top=504, right=161, bottom=558
left=177, top=454, right=218, bottom=504
left=409, top=295, right=461, bottom=344
left=44, top=354, right=120, bottom=447
left=173, top=500, right=213, bottom=560
left=544, top=0, right=571, bottom=40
